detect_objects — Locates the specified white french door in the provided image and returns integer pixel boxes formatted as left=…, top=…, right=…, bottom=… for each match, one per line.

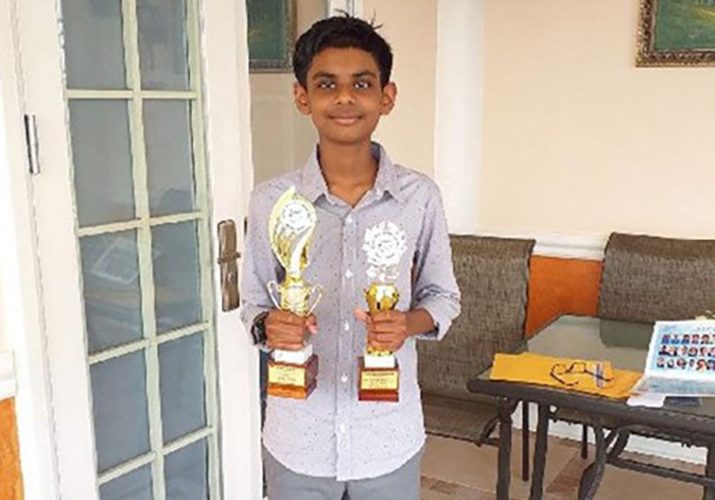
left=4, top=0, right=261, bottom=498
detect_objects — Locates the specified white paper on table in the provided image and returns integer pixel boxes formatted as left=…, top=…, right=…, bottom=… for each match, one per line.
left=627, top=393, right=666, bottom=408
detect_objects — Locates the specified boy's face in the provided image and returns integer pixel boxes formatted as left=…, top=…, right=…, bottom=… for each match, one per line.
left=294, top=47, right=397, bottom=147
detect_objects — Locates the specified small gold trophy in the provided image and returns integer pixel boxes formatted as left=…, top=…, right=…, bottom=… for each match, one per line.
left=266, top=187, right=322, bottom=399
left=358, top=221, right=407, bottom=403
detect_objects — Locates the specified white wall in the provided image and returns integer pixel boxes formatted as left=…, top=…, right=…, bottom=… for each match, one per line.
left=0, top=135, right=8, bottom=353
left=433, top=0, right=484, bottom=234
left=479, top=0, right=715, bottom=239
left=363, top=0, right=438, bottom=175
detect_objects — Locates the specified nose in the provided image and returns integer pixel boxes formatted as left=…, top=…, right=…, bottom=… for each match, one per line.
left=335, top=84, right=356, bottom=105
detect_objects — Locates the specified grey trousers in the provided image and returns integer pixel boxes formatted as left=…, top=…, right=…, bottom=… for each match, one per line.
left=264, top=447, right=423, bottom=500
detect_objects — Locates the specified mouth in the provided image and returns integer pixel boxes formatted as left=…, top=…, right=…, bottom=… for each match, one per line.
left=330, top=115, right=361, bottom=126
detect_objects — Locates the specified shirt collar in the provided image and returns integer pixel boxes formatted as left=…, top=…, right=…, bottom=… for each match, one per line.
left=299, top=142, right=404, bottom=204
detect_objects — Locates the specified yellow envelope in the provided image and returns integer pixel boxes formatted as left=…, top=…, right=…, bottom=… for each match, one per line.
left=490, top=352, right=642, bottom=399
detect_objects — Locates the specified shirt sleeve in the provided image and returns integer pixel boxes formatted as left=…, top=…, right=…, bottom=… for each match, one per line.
left=239, top=186, right=281, bottom=349
left=411, top=181, right=461, bottom=341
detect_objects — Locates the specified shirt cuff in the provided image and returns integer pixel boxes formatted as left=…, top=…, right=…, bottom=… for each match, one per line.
left=413, top=299, right=454, bottom=341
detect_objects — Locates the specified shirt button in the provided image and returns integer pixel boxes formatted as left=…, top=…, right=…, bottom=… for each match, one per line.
left=345, top=215, right=353, bottom=224
left=345, top=269, right=353, bottom=279
left=344, top=321, right=350, bottom=331
left=339, top=423, right=346, bottom=434
left=341, top=374, right=348, bottom=383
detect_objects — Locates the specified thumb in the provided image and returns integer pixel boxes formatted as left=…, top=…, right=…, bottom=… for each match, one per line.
left=353, top=308, right=370, bottom=324
left=305, top=314, right=318, bottom=335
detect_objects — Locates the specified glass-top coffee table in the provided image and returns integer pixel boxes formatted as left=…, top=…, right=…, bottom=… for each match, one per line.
left=468, top=315, right=715, bottom=500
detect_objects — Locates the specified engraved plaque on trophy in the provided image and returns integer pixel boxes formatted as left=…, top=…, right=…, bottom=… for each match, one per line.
left=266, top=187, right=322, bottom=399
left=358, top=222, right=407, bottom=403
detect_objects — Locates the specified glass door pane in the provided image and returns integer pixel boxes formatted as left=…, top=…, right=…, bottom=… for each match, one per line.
left=164, top=440, right=208, bottom=500
left=69, top=100, right=135, bottom=227
left=62, top=0, right=127, bottom=89
left=143, top=100, right=196, bottom=216
left=159, top=333, right=206, bottom=443
left=90, top=352, right=151, bottom=472
left=137, top=0, right=191, bottom=90
left=80, top=231, right=143, bottom=353
left=152, top=221, right=203, bottom=333
left=100, top=465, right=153, bottom=500
left=60, top=0, right=218, bottom=497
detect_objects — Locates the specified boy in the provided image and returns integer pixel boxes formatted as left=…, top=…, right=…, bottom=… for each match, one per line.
left=240, top=15, right=461, bottom=500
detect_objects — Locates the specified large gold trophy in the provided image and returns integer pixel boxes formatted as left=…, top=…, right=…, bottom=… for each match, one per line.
left=358, top=221, right=407, bottom=402
left=266, top=187, right=322, bottom=399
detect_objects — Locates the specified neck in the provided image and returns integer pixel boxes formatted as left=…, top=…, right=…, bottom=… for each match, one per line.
left=318, top=140, right=377, bottom=187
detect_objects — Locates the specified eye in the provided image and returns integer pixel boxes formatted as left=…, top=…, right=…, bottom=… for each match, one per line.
left=317, top=80, right=335, bottom=90
left=354, top=80, right=371, bottom=90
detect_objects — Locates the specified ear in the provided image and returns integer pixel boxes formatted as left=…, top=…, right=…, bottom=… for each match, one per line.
left=293, top=82, right=311, bottom=116
left=380, top=82, right=397, bottom=116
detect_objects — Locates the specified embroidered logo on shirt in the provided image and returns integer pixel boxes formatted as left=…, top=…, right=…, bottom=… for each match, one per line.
left=363, top=221, right=407, bottom=283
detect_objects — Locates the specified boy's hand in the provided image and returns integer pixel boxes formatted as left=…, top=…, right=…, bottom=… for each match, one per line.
left=354, top=308, right=409, bottom=352
left=265, top=310, right=317, bottom=351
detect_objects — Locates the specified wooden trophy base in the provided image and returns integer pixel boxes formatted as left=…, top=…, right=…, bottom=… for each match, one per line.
left=267, top=354, right=318, bottom=399
left=358, top=357, right=399, bottom=402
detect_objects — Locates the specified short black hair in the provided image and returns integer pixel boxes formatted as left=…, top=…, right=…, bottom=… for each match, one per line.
left=293, top=14, right=393, bottom=89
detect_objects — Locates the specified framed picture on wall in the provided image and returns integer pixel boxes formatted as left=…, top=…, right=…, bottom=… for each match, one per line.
left=247, top=0, right=296, bottom=71
left=637, top=0, right=715, bottom=66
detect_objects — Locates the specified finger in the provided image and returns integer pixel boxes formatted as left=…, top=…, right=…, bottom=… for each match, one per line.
left=267, top=324, right=305, bottom=345
left=266, top=325, right=305, bottom=349
left=370, top=310, right=396, bottom=323
left=370, top=322, right=407, bottom=336
left=267, top=338, right=305, bottom=351
left=305, top=315, right=318, bottom=335
left=368, top=329, right=397, bottom=343
left=367, top=338, right=399, bottom=351
left=353, top=308, right=370, bottom=324
left=271, top=310, right=304, bottom=326
left=268, top=335, right=305, bottom=351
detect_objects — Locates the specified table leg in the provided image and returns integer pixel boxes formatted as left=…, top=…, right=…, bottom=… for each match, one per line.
left=578, top=421, right=607, bottom=500
left=496, top=397, right=513, bottom=500
left=581, top=424, right=589, bottom=459
left=704, top=444, right=715, bottom=500
left=522, top=402, right=530, bottom=482
left=529, top=404, right=550, bottom=500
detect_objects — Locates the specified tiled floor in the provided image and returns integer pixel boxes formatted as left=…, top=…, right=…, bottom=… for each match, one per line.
left=421, top=433, right=705, bottom=499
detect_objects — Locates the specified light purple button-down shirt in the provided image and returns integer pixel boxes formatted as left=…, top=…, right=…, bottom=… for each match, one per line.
left=240, top=143, right=461, bottom=481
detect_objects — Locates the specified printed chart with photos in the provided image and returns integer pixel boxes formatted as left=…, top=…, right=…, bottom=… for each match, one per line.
left=634, top=320, right=715, bottom=397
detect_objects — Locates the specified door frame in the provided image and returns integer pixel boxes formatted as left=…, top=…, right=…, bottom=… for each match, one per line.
left=0, top=0, right=260, bottom=498
left=0, top=1, right=61, bottom=498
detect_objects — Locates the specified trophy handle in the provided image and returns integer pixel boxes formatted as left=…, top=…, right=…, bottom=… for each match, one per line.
left=306, top=284, right=324, bottom=316
left=267, top=280, right=281, bottom=309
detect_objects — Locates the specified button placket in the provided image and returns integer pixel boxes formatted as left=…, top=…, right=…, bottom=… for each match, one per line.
left=337, top=212, right=354, bottom=441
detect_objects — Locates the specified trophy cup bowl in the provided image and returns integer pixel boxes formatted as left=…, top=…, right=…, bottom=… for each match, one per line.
left=358, top=283, right=401, bottom=402
left=266, top=187, right=322, bottom=399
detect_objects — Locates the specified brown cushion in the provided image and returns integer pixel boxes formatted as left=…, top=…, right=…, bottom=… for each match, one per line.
left=599, top=232, right=715, bottom=323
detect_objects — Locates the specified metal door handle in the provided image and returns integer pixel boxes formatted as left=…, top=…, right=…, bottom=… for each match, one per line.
left=217, top=220, right=241, bottom=311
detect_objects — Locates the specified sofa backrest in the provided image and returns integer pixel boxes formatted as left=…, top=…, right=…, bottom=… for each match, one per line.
left=598, top=232, right=715, bottom=323
left=418, top=234, right=535, bottom=400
